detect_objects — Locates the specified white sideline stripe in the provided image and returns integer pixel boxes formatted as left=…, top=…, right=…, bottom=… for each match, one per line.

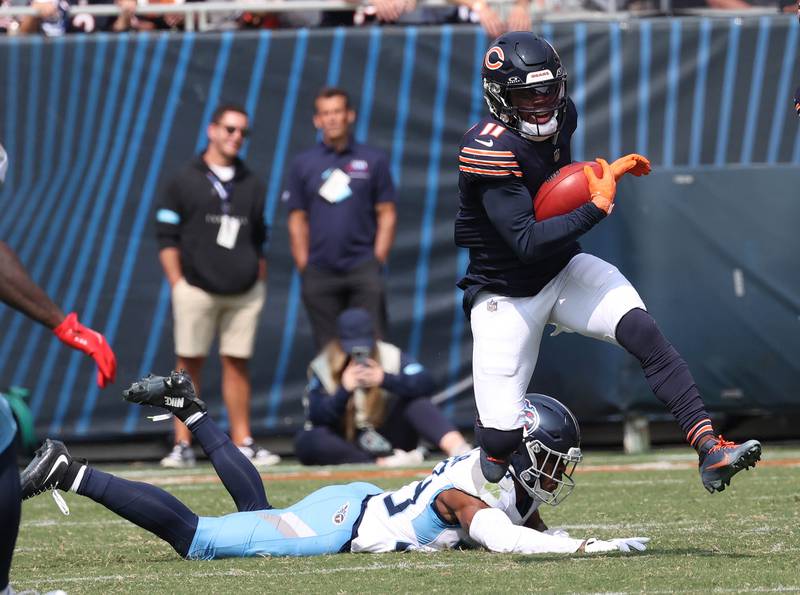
left=21, top=519, right=130, bottom=528
left=25, top=561, right=459, bottom=585
left=578, top=479, right=685, bottom=486
left=591, top=589, right=800, bottom=594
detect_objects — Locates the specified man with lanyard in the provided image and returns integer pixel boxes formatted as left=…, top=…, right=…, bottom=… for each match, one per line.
left=155, top=105, right=278, bottom=470
left=284, top=87, right=397, bottom=350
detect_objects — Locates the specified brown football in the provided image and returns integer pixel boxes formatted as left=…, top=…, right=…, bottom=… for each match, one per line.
left=533, top=161, right=602, bottom=220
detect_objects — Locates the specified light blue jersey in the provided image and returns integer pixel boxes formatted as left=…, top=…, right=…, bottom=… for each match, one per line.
left=187, top=482, right=382, bottom=559
left=0, top=396, right=17, bottom=452
left=187, top=451, right=538, bottom=559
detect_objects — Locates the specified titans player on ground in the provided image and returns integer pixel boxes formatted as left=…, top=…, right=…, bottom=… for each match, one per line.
left=20, top=372, right=648, bottom=558
left=454, top=32, right=761, bottom=491
left=0, top=143, right=116, bottom=595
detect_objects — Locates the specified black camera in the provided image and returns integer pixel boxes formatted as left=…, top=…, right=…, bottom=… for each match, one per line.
left=350, top=345, right=370, bottom=365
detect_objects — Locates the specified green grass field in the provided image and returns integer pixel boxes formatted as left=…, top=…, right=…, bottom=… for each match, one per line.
left=12, top=446, right=800, bottom=594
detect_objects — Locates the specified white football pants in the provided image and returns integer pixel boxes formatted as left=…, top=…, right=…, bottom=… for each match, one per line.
left=470, top=253, right=646, bottom=430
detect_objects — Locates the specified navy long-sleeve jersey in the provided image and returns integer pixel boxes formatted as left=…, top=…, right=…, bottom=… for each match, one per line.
left=454, top=100, right=606, bottom=315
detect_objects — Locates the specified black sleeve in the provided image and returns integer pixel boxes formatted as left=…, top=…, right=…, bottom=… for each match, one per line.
left=480, top=178, right=605, bottom=264
left=380, top=352, right=435, bottom=400
left=306, top=379, right=352, bottom=426
left=155, top=178, right=183, bottom=249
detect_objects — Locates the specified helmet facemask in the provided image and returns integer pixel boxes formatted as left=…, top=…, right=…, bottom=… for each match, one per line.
left=483, top=77, right=567, bottom=142
left=513, top=437, right=582, bottom=506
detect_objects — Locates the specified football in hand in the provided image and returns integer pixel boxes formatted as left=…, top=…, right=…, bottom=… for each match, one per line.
left=533, top=161, right=602, bottom=220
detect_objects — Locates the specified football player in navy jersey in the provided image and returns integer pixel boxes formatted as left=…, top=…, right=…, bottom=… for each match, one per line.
left=0, top=143, right=116, bottom=595
left=455, top=32, right=761, bottom=492
left=20, top=372, right=649, bottom=558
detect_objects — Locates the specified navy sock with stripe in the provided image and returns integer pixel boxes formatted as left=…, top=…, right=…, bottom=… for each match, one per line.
left=615, top=308, right=716, bottom=452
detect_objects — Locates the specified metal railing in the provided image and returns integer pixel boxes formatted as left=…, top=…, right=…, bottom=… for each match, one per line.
left=0, top=0, right=786, bottom=32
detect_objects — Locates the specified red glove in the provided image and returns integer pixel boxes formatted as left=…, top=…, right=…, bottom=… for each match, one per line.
left=53, top=312, right=117, bottom=388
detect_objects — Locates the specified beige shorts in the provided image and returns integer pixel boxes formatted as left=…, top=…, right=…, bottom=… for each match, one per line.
left=171, top=278, right=266, bottom=359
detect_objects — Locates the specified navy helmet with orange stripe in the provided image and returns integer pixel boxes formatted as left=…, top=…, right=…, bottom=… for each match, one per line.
left=482, top=32, right=568, bottom=142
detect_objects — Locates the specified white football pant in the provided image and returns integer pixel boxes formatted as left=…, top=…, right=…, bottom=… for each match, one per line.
left=470, top=253, right=646, bottom=430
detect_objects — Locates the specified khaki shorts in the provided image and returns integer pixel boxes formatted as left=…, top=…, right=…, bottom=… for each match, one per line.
left=172, top=278, right=266, bottom=359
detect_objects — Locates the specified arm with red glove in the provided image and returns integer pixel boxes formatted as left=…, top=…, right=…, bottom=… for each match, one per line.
left=53, top=313, right=116, bottom=388
left=0, top=240, right=116, bottom=387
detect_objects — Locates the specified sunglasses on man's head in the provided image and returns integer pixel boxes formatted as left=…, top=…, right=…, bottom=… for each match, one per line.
left=221, top=125, right=250, bottom=137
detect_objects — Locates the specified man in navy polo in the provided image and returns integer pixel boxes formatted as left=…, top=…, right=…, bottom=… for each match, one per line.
left=284, top=87, right=397, bottom=349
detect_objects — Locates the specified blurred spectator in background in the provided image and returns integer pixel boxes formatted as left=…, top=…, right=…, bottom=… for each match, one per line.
left=284, top=87, right=396, bottom=350
left=451, top=0, right=531, bottom=37
left=794, top=86, right=800, bottom=117
left=109, top=0, right=188, bottom=32
left=109, top=0, right=156, bottom=31
left=17, top=0, right=70, bottom=35
left=294, top=308, right=471, bottom=466
left=155, top=104, right=279, bottom=470
left=319, top=0, right=532, bottom=33
left=671, top=0, right=779, bottom=8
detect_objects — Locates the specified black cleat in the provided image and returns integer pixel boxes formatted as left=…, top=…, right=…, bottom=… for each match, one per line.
left=480, top=447, right=510, bottom=483
left=123, top=370, right=206, bottom=420
left=699, top=436, right=761, bottom=494
left=20, top=439, right=81, bottom=500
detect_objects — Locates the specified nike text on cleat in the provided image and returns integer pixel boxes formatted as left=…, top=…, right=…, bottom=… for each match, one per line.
left=20, top=439, right=83, bottom=500
left=123, top=370, right=206, bottom=420
left=164, top=397, right=184, bottom=408
left=699, top=436, right=761, bottom=494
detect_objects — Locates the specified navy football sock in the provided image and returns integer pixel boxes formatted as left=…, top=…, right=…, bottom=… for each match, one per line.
left=615, top=308, right=715, bottom=450
left=77, top=467, right=198, bottom=557
left=0, top=441, right=20, bottom=591
left=474, top=422, right=523, bottom=462
left=189, top=414, right=269, bottom=511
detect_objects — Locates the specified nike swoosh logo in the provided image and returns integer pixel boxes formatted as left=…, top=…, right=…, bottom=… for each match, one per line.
left=475, top=138, right=494, bottom=148
left=706, top=453, right=732, bottom=470
left=45, top=454, right=69, bottom=484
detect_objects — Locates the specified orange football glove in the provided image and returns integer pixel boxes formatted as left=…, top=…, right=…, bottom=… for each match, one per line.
left=584, top=158, right=616, bottom=215
left=53, top=312, right=117, bottom=388
left=610, top=153, right=651, bottom=181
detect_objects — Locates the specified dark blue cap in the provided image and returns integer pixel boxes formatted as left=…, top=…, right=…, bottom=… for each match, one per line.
left=337, top=308, right=375, bottom=353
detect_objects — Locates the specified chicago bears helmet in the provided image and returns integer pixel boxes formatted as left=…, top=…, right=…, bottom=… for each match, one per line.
left=482, top=32, right=568, bottom=142
left=509, top=393, right=582, bottom=506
